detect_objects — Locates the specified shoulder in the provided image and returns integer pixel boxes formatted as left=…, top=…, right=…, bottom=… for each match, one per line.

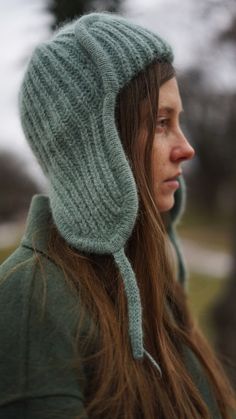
left=0, top=243, right=89, bottom=412
left=0, top=247, right=89, bottom=417
left=1, top=242, right=77, bottom=300
left=0, top=193, right=85, bottom=326
left=1, top=239, right=62, bottom=280
left=0, top=243, right=83, bottom=342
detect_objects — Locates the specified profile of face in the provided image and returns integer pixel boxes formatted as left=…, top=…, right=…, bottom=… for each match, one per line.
left=152, top=77, right=195, bottom=212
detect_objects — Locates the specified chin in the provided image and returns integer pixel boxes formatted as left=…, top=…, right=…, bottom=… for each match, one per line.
left=156, top=195, right=175, bottom=213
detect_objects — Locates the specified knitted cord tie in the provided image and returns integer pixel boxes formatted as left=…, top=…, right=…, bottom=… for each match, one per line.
left=113, top=247, right=143, bottom=358
left=113, top=248, right=162, bottom=378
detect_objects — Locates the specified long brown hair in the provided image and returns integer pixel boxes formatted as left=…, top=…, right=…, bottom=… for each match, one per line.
left=47, top=60, right=236, bottom=418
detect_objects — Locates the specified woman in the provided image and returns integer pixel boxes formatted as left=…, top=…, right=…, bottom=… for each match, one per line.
left=0, top=11, right=235, bottom=419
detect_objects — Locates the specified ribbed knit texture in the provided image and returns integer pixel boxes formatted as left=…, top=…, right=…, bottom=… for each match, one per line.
left=18, top=11, right=183, bottom=377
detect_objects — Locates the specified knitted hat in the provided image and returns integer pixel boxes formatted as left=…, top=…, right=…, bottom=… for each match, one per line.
left=19, top=11, right=184, bottom=377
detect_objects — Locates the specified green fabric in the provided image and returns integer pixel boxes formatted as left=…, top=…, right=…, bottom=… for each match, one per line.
left=0, top=197, right=88, bottom=418
left=0, top=195, right=223, bottom=418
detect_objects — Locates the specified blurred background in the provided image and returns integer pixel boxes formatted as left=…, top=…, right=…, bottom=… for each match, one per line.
left=0, top=0, right=236, bottom=388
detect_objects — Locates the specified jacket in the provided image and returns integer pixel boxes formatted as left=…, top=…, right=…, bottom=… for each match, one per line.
left=0, top=194, right=223, bottom=418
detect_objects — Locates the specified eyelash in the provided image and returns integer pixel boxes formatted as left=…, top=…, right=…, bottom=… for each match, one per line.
left=156, top=118, right=169, bottom=130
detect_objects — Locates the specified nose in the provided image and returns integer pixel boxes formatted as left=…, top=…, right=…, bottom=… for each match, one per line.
left=170, top=129, right=195, bottom=163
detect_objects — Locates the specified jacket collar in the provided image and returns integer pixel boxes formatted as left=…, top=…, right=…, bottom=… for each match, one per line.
left=21, top=194, right=53, bottom=258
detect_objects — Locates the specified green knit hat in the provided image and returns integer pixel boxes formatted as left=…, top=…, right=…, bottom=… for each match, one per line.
left=19, top=11, right=183, bottom=377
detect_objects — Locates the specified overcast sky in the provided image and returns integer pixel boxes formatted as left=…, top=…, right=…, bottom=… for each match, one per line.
left=0, top=0, right=235, bottom=181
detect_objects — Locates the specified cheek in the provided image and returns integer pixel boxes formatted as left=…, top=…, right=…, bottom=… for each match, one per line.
left=152, top=140, right=168, bottom=181
left=151, top=139, right=176, bottom=212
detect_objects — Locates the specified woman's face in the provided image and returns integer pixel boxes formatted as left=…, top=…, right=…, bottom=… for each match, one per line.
left=152, top=77, right=195, bottom=212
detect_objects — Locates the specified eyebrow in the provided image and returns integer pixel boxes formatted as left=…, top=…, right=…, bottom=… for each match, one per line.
left=159, top=106, right=184, bottom=114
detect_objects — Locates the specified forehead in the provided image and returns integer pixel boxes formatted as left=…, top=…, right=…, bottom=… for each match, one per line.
left=158, top=78, right=183, bottom=113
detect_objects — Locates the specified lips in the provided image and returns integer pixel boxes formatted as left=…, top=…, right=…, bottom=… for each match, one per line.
left=164, top=172, right=181, bottom=182
left=165, top=176, right=178, bottom=182
left=162, top=173, right=181, bottom=191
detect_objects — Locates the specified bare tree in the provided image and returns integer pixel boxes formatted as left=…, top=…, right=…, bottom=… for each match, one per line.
left=48, top=0, right=124, bottom=30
